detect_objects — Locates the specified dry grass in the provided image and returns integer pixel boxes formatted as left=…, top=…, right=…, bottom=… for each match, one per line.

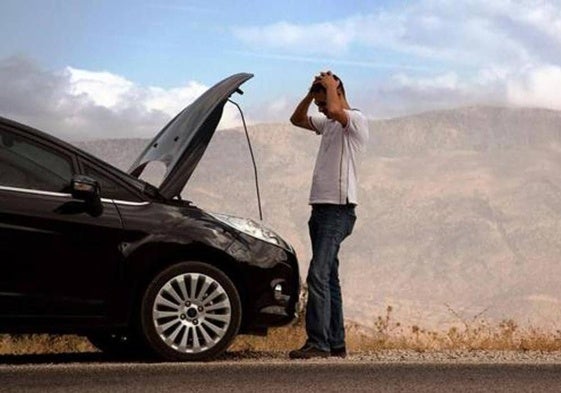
left=232, top=305, right=561, bottom=353
left=3, top=305, right=561, bottom=355
left=346, top=306, right=561, bottom=352
left=0, top=334, right=94, bottom=355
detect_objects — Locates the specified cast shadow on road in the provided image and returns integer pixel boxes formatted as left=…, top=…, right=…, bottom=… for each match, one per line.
left=0, top=350, right=279, bottom=365
left=0, top=352, right=150, bottom=365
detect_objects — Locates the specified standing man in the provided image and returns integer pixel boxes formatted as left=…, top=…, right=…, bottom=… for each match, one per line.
left=289, top=71, right=369, bottom=359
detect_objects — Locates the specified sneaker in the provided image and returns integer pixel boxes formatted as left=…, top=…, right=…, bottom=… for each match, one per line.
left=289, top=344, right=330, bottom=359
left=330, top=346, right=347, bottom=358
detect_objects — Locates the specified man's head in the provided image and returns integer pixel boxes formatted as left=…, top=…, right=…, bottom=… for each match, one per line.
left=310, top=73, right=345, bottom=118
left=310, top=73, right=345, bottom=96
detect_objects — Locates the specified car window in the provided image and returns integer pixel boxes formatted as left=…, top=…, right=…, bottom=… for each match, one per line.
left=83, top=163, right=142, bottom=201
left=0, top=128, right=73, bottom=192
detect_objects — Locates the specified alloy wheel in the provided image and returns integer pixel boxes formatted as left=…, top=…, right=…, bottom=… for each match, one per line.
left=152, top=272, right=232, bottom=353
left=141, top=261, right=241, bottom=361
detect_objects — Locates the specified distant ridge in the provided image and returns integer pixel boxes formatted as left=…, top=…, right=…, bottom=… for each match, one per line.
left=77, top=106, right=561, bottom=329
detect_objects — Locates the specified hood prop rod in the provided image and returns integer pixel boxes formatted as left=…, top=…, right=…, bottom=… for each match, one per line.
left=228, top=99, right=263, bottom=222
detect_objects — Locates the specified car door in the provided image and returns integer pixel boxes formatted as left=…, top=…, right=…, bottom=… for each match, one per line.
left=0, top=126, right=124, bottom=320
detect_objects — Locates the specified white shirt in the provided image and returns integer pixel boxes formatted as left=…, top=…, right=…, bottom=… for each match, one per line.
left=308, top=109, right=369, bottom=205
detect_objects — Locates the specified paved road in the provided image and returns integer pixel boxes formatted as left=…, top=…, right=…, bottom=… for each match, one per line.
left=1, top=353, right=561, bottom=392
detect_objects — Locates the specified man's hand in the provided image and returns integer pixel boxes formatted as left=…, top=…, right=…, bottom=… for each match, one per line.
left=314, top=71, right=340, bottom=91
left=291, top=70, right=347, bottom=130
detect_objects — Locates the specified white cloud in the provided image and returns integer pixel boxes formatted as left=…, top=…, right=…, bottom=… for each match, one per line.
left=144, top=83, right=207, bottom=117
left=233, top=21, right=354, bottom=56
left=507, top=1, right=561, bottom=42
left=475, top=66, right=511, bottom=85
left=233, top=0, right=561, bottom=66
left=357, top=61, right=561, bottom=118
left=233, top=1, right=561, bottom=117
left=0, top=57, right=242, bottom=141
left=67, top=67, right=135, bottom=108
left=4, top=0, right=561, bottom=135
left=507, top=65, right=561, bottom=110
left=359, top=68, right=510, bottom=119
left=231, top=50, right=432, bottom=71
left=66, top=66, right=213, bottom=119
left=393, top=72, right=461, bottom=91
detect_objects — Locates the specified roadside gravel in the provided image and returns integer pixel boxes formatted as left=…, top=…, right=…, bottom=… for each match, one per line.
left=221, top=349, right=561, bottom=364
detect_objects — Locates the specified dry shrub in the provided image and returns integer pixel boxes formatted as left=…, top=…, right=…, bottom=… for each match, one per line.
left=356, top=306, right=561, bottom=352
left=233, top=304, right=561, bottom=353
left=0, top=334, right=94, bottom=355
left=4, top=301, right=561, bottom=355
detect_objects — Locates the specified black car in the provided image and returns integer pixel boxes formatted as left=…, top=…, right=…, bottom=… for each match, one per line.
left=0, top=73, right=299, bottom=361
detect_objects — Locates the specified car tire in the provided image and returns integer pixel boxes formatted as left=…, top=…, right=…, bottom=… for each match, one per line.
left=140, top=261, right=242, bottom=361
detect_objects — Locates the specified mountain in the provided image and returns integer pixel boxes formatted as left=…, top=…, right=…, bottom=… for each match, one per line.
left=76, top=106, right=561, bottom=329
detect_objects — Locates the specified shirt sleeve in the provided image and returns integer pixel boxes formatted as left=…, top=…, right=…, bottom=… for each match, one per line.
left=344, top=110, right=369, bottom=144
left=308, top=115, right=328, bottom=135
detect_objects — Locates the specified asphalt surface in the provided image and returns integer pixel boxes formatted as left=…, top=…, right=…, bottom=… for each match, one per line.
left=1, top=353, right=561, bottom=392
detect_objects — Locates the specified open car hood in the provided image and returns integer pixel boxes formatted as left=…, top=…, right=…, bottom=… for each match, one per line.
left=128, top=73, right=254, bottom=199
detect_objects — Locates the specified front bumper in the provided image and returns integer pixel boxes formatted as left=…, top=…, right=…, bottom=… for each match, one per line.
left=238, top=249, right=300, bottom=333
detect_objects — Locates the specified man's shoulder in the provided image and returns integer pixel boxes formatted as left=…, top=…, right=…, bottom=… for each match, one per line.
left=345, top=109, right=369, bottom=129
left=344, top=109, right=369, bottom=145
left=346, top=108, right=366, bottom=119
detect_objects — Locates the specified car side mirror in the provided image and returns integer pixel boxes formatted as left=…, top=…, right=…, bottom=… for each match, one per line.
left=71, top=175, right=103, bottom=216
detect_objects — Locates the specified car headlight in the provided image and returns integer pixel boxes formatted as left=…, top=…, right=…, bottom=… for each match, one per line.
left=209, top=212, right=282, bottom=247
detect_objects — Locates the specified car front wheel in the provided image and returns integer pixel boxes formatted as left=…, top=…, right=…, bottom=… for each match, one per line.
left=140, top=261, right=242, bottom=361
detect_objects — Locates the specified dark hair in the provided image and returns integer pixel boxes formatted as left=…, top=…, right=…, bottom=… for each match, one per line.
left=310, top=74, right=345, bottom=96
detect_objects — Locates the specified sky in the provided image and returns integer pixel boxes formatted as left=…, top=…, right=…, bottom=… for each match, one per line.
left=1, top=0, right=561, bottom=140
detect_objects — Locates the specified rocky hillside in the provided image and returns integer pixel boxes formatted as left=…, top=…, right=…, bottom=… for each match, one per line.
left=76, top=106, right=561, bottom=329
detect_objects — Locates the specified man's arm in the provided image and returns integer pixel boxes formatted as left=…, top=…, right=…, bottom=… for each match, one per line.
left=290, top=92, right=315, bottom=131
left=322, top=73, right=348, bottom=128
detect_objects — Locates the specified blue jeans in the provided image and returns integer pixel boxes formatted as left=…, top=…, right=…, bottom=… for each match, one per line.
left=305, top=203, right=356, bottom=352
